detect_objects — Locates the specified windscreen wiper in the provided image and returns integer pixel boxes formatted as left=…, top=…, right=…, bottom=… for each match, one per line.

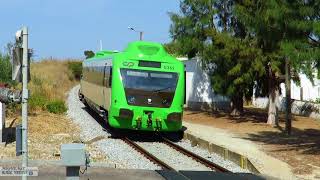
left=152, top=86, right=175, bottom=93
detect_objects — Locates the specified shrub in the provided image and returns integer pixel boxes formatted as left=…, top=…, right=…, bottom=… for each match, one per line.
left=46, top=100, right=67, bottom=114
left=29, top=94, right=48, bottom=111
left=315, top=98, right=320, bottom=104
left=0, top=53, right=13, bottom=85
left=67, top=61, right=82, bottom=80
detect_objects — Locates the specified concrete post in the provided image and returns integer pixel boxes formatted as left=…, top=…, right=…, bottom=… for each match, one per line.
left=21, top=26, right=29, bottom=180
left=0, top=102, right=5, bottom=144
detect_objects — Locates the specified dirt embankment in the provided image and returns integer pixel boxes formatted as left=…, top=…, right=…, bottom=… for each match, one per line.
left=1, top=60, right=106, bottom=162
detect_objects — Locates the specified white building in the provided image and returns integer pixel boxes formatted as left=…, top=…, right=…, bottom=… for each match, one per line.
left=178, top=57, right=319, bottom=118
left=178, top=57, right=229, bottom=110
left=291, top=73, right=320, bottom=101
left=253, top=72, right=320, bottom=119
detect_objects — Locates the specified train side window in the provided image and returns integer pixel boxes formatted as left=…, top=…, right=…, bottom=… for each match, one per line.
left=109, top=67, right=112, bottom=87
left=104, top=66, right=112, bottom=88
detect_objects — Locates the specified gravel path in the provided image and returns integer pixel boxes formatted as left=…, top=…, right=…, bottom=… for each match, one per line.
left=66, top=85, right=250, bottom=173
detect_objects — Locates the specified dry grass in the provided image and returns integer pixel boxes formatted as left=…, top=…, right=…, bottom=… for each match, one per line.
left=0, top=114, right=106, bottom=162
left=30, top=60, right=77, bottom=100
left=1, top=59, right=107, bottom=162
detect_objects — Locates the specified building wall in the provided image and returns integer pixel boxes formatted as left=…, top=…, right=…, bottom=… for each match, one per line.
left=290, top=73, right=320, bottom=101
left=181, top=58, right=229, bottom=111
left=252, top=73, right=320, bottom=119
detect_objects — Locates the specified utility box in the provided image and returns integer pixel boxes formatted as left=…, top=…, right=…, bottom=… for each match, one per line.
left=0, top=102, right=5, bottom=143
left=61, top=144, right=86, bottom=166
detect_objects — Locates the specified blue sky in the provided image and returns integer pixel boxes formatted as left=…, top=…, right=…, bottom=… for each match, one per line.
left=0, top=0, right=180, bottom=59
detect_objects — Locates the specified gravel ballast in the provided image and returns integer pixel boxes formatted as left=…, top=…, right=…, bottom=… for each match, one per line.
left=175, top=140, right=251, bottom=173
left=67, top=86, right=159, bottom=169
left=67, top=85, right=251, bottom=173
left=137, top=142, right=210, bottom=171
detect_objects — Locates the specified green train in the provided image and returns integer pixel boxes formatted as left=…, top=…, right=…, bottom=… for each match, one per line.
left=79, top=41, right=185, bottom=132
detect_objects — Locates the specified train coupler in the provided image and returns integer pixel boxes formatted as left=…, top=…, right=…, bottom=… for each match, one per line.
left=147, top=113, right=153, bottom=128
left=135, top=117, right=142, bottom=130
left=147, top=119, right=152, bottom=128
left=155, top=118, right=162, bottom=131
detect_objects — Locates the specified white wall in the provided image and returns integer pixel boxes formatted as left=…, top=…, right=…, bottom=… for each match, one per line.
left=252, top=73, right=320, bottom=119
left=290, top=73, right=320, bottom=101
left=180, top=57, right=229, bottom=109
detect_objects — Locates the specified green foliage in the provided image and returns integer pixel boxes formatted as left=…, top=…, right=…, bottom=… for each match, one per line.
left=169, top=0, right=320, bottom=113
left=315, top=98, right=320, bottom=104
left=29, top=94, right=47, bottom=111
left=169, top=0, right=260, bottom=111
left=46, top=100, right=67, bottom=114
left=163, top=42, right=184, bottom=57
left=0, top=53, right=12, bottom=85
left=203, top=31, right=263, bottom=99
left=67, top=61, right=82, bottom=80
left=84, top=50, right=95, bottom=59
left=235, top=0, right=320, bottom=84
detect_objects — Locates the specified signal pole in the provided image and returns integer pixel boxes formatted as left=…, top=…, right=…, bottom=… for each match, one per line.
left=21, top=26, right=29, bottom=180
left=128, top=26, right=144, bottom=41
left=139, top=31, right=144, bottom=41
left=99, top=40, right=103, bottom=51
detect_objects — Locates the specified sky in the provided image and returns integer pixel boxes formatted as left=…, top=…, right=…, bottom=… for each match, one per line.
left=0, top=0, right=180, bottom=60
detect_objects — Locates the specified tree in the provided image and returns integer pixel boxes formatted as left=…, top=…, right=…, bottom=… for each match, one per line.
left=0, top=53, right=12, bottom=84
left=169, top=0, right=263, bottom=115
left=203, top=31, right=264, bottom=115
left=0, top=42, right=15, bottom=85
left=84, top=50, right=95, bottom=59
left=235, top=0, right=320, bottom=127
left=169, top=0, right=320, bottom=125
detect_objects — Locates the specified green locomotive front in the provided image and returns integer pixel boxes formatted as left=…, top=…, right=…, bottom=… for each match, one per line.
left=80, top=41, right=185, bottom=132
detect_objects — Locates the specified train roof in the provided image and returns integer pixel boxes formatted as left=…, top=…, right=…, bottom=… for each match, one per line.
left=85, top=41, right=179, bottom=63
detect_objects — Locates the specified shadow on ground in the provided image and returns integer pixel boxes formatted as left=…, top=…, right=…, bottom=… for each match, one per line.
left=244, top=127, right=320, bottom=155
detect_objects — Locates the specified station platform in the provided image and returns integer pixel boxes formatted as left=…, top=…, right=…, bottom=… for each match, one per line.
left=0, top=167, right=265, bottom=180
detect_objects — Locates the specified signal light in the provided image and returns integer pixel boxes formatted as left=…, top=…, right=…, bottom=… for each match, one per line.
left=167, top=113, right=182, bottom=122
left=119, top=109, right=133, bottom=119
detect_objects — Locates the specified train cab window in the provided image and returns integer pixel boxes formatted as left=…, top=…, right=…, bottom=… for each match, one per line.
left=104, top=66, right=112, bottom=88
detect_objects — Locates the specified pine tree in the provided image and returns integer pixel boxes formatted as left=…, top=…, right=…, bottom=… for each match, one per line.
left=169, top=0, right=262, bottom=115
left=235, top=0, right=320, bottom=126
left=169, top=0, right=320, bottom=121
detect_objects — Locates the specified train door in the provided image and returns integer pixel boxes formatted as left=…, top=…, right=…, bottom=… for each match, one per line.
left=103, top=61, right=112, bottom=111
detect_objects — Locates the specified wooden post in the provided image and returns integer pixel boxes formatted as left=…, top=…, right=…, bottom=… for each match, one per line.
left=285, top=58, right=292, bottom=135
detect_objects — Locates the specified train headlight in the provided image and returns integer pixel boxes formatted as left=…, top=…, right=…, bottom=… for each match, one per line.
left=167, top=113, right=182, bottom=122
left=119, top=108, right=134, bottom=119
left=127, top=96, right=136, bottom=104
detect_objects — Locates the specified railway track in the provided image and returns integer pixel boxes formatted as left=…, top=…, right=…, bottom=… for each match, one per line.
left=121, top=136, right=231, bottom=173
left=161, top=136, right=230, bottom=172
left=121, top=137, right=174, bottom=170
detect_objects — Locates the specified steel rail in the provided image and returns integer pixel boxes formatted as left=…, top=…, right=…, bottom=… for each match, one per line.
left=161, top=137, right=231, bottom=173
left=121, top=137, right=192, bottom=180
left=121, top=137, right=174, bottom=170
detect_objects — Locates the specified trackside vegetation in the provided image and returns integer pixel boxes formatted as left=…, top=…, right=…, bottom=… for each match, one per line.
left=28, top=60, right=81, bottom=114
left=67, top=61, right=82, bottom=81
left=0, top=53, right=13, bottom=85
left=167, top=0, right=320, bottom=127
left=1, top=49, right=81, bottom=114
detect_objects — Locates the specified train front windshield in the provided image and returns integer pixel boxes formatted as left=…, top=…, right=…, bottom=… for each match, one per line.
left=120, top=69, right=178, bottom=107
